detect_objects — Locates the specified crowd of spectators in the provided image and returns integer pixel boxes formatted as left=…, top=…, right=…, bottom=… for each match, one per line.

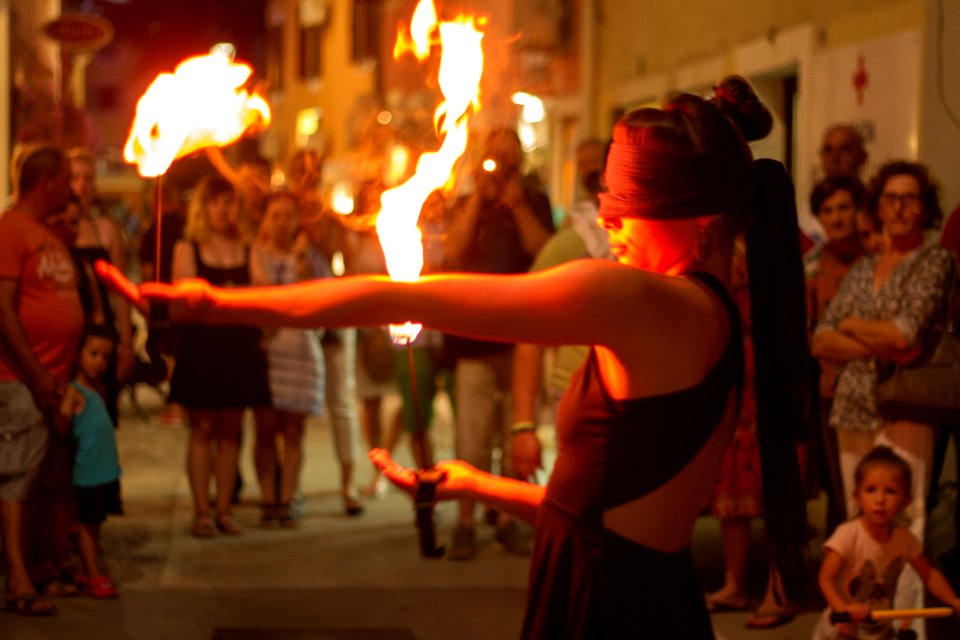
left=1, top=93, right=958, bottom=640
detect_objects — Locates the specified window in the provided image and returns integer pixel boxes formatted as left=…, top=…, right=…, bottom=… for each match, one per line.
left=352, top=0, right=381, bottom=63
left=267, top=24, right=285, bottom=91
left=298, top=0, right=326, bottom=80
left=299, top=23, right=322, bottom=79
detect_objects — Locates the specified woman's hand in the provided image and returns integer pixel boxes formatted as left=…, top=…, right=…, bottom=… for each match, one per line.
left=369, top=449, right=478, bottom=501
left=95, top=260, right=147, bottom=314
left=95, top=260, right=217, bottom=321
left=141, top=279, right=216, bottom=322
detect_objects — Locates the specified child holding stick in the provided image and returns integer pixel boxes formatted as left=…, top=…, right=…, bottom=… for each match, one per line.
left=816, top=446, right=960, bottom=638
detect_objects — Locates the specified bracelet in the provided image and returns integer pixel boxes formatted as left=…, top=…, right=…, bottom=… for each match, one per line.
left=510, top=421, right=536, bottom=435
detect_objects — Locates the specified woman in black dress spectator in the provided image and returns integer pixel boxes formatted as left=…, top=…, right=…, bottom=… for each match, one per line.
left=168, top=176, right=270, bottom=537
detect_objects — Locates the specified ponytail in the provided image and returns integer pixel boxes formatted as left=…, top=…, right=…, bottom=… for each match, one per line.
left=744, top=158, right=812, bottom=599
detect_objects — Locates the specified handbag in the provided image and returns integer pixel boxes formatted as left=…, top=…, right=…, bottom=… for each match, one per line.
left=875, top=251, right=960, bottom=425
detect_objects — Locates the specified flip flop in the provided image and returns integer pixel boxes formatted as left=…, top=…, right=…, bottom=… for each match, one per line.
left=191, top=517, right=216, bottom=538
left=37, top=580, right=80, bottom=598
left=745, top=608, right=796, bottom=629
left=705, top=594, right=749, bottom=612
left=3, top=593, right=57, bottom=617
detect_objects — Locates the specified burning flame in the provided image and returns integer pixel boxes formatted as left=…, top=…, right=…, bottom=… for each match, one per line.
left=376, top=0, right=485, bottom=344
left=123, top=49, right=271, bottom=178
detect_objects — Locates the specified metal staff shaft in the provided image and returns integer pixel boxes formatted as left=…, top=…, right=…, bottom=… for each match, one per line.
left=407, top=340, right=444, bottom=558
left=154, top=174, right=163, bottom=283
left=407, top=343, right=428, bottom=466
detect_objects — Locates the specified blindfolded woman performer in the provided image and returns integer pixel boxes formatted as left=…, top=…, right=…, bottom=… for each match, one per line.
left=99, top=76, right=809, bottom=639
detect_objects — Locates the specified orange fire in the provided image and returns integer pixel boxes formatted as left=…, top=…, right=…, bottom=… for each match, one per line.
left=123, top=48, right=270, bottom=178
left=377, top=0, right=485, bottom=344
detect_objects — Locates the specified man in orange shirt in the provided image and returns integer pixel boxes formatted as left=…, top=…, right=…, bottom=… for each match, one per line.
left=0, top=146, right=84, bottom=616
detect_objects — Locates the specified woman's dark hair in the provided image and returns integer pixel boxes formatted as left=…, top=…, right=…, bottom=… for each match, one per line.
left=854, top=445, right=913, bottom=498
left=868, top=160, right=943, bottom=229
left=602, top=76, right=771, bottom=223
left=605, top=76, right=810, bottom=598
left=809, top=175, right=866, bottom=216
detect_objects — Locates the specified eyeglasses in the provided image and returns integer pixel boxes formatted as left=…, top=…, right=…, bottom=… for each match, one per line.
left=879, top=192, right=922, bottom=211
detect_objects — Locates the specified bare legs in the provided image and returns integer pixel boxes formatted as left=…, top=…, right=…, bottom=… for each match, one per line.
left=706, top=517, right=751, bottom=610
left=1, top=501, right=36, bottom=597
left=77, top=522, right=103, bottom=581
left=253, top=407, right=306, bottom=525
left=186, top=408, right=244, bottom=534
left=323, top=332, right=362, bottom=509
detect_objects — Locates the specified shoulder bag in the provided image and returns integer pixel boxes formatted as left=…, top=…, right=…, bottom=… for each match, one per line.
left=875, top=250, right=960, bottom=425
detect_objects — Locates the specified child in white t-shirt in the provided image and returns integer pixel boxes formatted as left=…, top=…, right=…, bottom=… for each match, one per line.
left=815, top=446, right=960, bottom=639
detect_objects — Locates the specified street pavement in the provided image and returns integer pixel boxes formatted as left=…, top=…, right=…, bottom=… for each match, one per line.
left=3, top=385, right=955, bottom=639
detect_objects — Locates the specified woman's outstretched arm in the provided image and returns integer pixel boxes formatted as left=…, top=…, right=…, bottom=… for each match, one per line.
left=370, top=449, right=545, bottom=524
left=98, top=258, right=683, bottom=351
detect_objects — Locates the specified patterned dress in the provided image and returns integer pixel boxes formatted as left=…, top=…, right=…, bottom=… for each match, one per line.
left=815, top=242, right=954, bottom=432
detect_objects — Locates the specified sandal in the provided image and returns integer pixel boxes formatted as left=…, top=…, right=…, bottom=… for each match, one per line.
left=191, top=516, right=216, bottom=538
left=3, top=593, right=57, bottom=617
left=215, top=512, right=244, bottom=535
left=343, top=494, right=364, bottom=517
left=259, top=503, right=277, bottom=529
left=37, top=580, right=80, bottom=599
left=84, top=576, right=118, bottom=599
left=745, top=608, right=796, bottom=629
left=276, top=503, right=299, bottom=529
left=58, top=563, right=88, bottom=588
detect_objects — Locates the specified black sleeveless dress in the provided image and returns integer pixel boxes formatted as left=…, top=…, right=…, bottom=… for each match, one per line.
left=169, top=243, right=270, bottom=409
left=521, top=272, right=744, bottom=639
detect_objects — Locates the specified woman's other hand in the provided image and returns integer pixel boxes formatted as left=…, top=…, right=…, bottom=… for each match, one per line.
left=369, top=449, right=478, bottom=501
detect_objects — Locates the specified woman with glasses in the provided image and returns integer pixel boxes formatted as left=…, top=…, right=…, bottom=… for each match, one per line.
left=812, top=160, right=954, bottom=635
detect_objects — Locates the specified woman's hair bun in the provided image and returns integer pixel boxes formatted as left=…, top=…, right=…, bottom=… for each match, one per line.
left=711, top=75, right=773, bottom=142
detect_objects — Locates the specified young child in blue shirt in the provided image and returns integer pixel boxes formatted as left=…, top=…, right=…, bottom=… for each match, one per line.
left=60, top=324, right=123, bottom=599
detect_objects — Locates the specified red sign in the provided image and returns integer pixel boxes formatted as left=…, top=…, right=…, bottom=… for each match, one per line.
left=43, top=13, right=113, bottom=51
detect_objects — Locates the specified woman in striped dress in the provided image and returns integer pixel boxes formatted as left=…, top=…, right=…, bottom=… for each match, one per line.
left=251, top=191, right=326, bottom=527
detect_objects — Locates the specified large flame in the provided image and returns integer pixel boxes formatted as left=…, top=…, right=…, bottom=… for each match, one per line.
left=123, top=49, right=271, bottom=178
left=377, top=0, right=485, bottom=344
